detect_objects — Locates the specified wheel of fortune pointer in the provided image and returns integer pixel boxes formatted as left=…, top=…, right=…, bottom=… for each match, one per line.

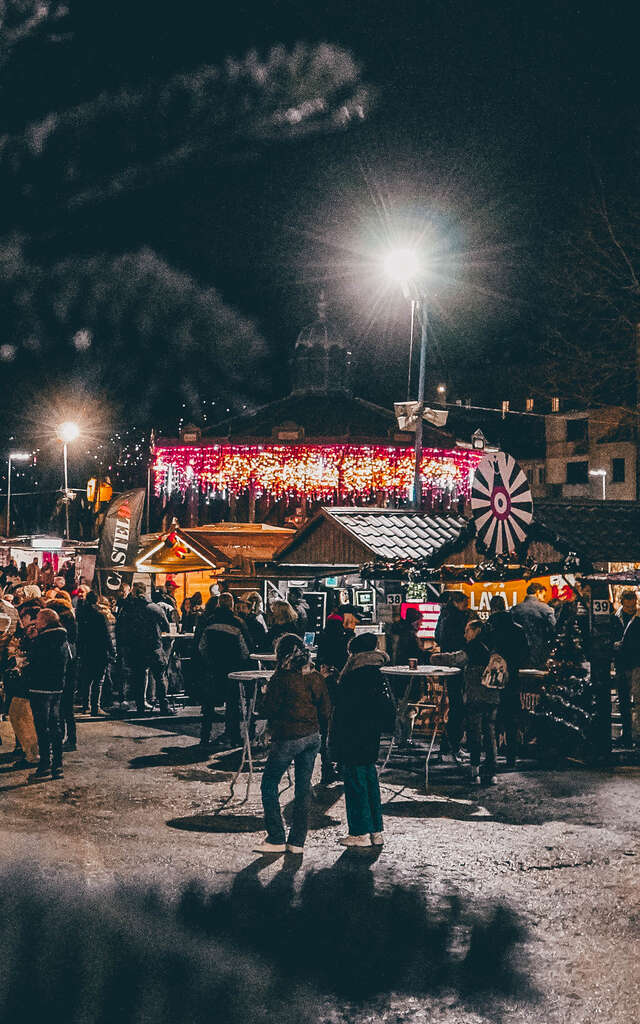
left=470, top=451, right=533, bottom=556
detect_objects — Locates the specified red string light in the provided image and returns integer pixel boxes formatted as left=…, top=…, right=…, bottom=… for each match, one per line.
left=153, top=443, right=482, bottom=502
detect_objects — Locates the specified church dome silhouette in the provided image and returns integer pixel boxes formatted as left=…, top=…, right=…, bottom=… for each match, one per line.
left=292, top=291, right=352, bottom=393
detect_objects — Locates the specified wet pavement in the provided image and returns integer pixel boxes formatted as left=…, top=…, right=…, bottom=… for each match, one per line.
left=1, top=708, right=639, bottom=1023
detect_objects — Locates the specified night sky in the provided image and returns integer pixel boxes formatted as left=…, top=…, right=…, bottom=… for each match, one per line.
left=1, top=0, right=639, bottom=448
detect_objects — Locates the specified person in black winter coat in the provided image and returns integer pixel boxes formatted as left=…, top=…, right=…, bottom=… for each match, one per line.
left=434, top=593, right=469, bottom=757
left=198, top=593, right=250, bottom=747
left=241, top=592, right=269, bottom=652
left=390, top=607, right=422, bottom=665
left=315, top=610, right=356, bottom=783
left=481, top=597, right=530, bottom=768
left=47, top=598, right=78, bottom=749
left=331, top=633, right=395, bottom=848
left=25, top=608, right=69, bottom=781
left=77, top=591, right=115, bottom=715
left=116, top=584, right=172, bottom=715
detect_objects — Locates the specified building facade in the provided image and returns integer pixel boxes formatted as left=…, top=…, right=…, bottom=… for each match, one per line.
left=542, top=406, right=637, bottom=502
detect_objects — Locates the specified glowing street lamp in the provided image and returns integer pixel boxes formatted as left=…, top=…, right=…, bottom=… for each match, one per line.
left=383, top=244, right=428, bottom=508
left=57, top=421, right=80, bottom=540
left=6, top=451, right=31, bottom=538
left=382, top=247, right=423, bottom=289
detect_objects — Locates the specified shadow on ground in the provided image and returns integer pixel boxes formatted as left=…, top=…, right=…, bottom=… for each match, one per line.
left=129, top=744, right=214, bottom=769
left=382, top=797, right=492, bottom=821
left=1, top=841, right=536, bottom=1022
left=177, top=853, right=535, bottom=1010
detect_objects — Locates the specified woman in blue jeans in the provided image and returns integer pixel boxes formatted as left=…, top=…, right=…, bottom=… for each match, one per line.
left=256, top=634, right=331, bottom=855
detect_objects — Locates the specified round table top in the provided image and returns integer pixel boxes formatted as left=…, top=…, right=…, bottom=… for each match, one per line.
left=381, top=664, right=461, bottom=676
left=519, top=668, right=548, bottom=679
left=228, top=669, right=275, bottom=681
left=161, top=632, right=194, bottom=639
left=250, top=652, right=277, bottom=663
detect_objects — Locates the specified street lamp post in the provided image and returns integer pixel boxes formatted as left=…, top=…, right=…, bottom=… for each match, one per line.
left=383, top=246, right=427, bottom=509
left=589, top=468, right=607, bottom=501
left=57, top=422, right=80, bottom=540
left=413, top=300, right=428, bottom=508
left=6, top=452, right=31, bottom=537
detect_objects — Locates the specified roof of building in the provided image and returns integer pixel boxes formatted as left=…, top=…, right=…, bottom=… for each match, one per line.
left=275, top=506, right=469, bottom=566
left=197, top=389, right=458, bottom=448
left=135, top=523, right=296, bottom=574
left=532, top=501, right=640, bottom=563
left=275, top=500, right=640, bottom=574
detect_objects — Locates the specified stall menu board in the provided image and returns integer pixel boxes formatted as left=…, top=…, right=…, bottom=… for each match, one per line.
left=401, top=601, right=441, bottom=640
left=304, top=591, right=327, bottom=633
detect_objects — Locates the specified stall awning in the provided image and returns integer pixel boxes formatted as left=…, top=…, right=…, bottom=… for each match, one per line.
left=135, top=522, right=296, bottom=575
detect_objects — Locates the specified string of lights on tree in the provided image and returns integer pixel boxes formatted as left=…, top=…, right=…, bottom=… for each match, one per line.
left=152, top=444, right=483, bottom=502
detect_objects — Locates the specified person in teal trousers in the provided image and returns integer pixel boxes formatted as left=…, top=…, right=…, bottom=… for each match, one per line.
left=330, top=633, right=395, bottom=848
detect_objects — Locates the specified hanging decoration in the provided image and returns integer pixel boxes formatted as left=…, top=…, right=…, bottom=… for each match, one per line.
left=153, top=443, right=482, bottom=503
left=471, top=451, right=533, bottom=556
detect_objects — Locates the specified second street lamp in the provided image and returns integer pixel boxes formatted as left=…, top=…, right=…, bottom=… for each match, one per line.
left=57, top=421, right=80, bottom=540
left=6, top=451, right=31, bottom=537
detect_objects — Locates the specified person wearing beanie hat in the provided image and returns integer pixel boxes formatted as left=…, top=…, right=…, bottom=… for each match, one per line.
left=255, top=632, right=331, bottom=855
left=331, top=633, right=395, bottom=848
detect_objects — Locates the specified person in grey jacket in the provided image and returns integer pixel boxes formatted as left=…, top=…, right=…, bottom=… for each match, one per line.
left=510, top=583, right=556, bottom=669
left=431, top=619, right=498, bottom=784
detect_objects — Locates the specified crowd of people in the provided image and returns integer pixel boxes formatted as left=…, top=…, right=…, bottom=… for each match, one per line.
left=2, top=562, right=637, bottom=856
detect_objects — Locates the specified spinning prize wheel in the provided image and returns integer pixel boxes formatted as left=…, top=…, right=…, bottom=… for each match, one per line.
left=470, top=451, right=533, bottom=556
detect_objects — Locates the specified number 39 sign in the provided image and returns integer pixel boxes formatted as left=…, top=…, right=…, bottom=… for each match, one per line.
left=471, top=452, right=534, bottom=556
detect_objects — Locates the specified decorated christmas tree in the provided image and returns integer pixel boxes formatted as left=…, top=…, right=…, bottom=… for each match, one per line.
left=535, top=610, right=594, bottom=758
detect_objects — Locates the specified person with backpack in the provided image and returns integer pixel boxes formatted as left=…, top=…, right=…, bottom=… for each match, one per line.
left=330, top=633, right=395, bottom=848
left=431, top=618, right=501, bottom=785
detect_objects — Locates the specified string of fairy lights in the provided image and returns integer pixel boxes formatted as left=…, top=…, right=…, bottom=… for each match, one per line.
left=152, top=443, right=483, bottom=503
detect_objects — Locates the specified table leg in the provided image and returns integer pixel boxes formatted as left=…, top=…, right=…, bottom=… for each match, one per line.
left=380, top=676, right=413, bottom=773
left=229, top=681, right=260, bottom=803
left=229, top=681, right=249, bottom=799
left=425, top=690, right=447, bottom=791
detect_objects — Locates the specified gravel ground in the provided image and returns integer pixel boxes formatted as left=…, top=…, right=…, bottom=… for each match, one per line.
left=1, top=710, right=639, bottom=1024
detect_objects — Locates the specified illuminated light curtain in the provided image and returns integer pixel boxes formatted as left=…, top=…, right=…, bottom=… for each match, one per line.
left=153, top=444, right=482, bottom=502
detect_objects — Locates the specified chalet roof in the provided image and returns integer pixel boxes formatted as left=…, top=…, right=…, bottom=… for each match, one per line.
left=532, top=501, right=640, bottom=564
left=275, top=500, right=640, bottom=575
left=136, top=523, right=296, bottom=574
left=275, top=507, right=468, bottom=566
left=200, top=389, right=457, bottom=448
